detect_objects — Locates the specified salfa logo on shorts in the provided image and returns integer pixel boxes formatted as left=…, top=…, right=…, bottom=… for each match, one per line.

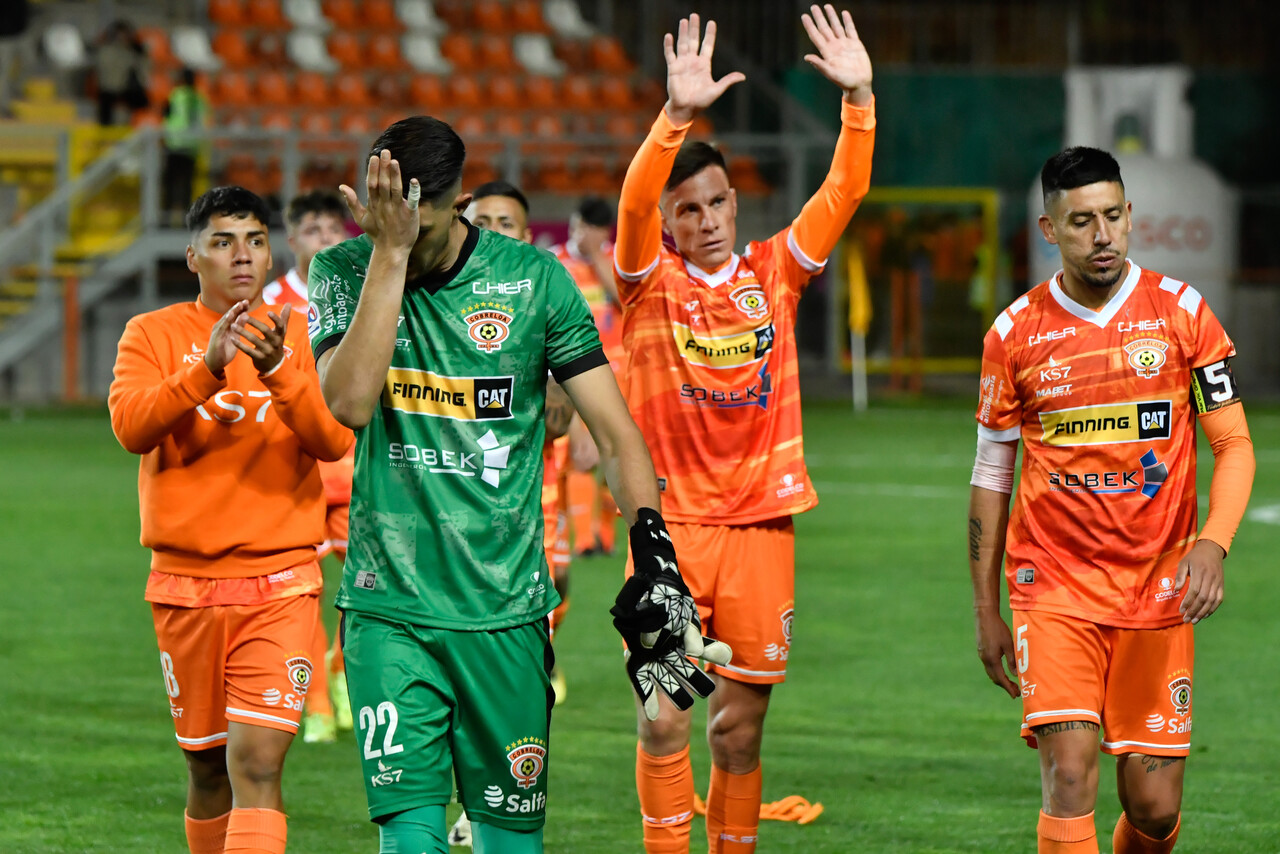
left=286, top=656, right=312, bottom=695
left=506, top=736, right=548, bottom=790
left=1168, top=675, right=1192, bottom=716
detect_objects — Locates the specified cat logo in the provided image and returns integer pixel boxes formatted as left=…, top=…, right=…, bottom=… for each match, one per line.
left=1038, top=401, right=1172, bottom=446
left=1125, top=338, right=1169, bottom=379
left=462, top=302, right=514, bottom=353
left=729, top=283, right=769, bottom=320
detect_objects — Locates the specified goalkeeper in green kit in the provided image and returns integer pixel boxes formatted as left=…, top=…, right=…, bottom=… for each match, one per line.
left=308, top=116, right=730, bottom=853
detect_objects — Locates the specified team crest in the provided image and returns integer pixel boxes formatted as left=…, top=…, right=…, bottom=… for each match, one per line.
left=285, top=656, right=313, bottom=695
left=1124, top=338, right=1168, bottom=379
left=1168, top=676, right=1191, bottom=715
left=506, top=737, right=547, bottom=790
left=729, top=283, right=769, bottom=320
left=779, top=606, right=794, bottom=645
left=462, top=302, right=514, bottom=353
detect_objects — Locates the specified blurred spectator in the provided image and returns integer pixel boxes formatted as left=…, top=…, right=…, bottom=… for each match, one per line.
left=93, top=19, right=149, bottom=125
left=162, top=68, right=208, bottom=222
left=0, top=0, right=31, bottom=117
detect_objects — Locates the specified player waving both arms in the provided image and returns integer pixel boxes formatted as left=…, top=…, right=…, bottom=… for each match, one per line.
left=613, top=6, right=875, bottom=852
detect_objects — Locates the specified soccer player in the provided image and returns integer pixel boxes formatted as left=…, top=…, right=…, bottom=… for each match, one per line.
left=550, top=196, right=623, bottom=557
left=108, top=186, right=352, bottom=854
left=308, top=117, right=720, bottom=854
left=613, top=7, right=875, bottom=852
left=967, top=147, right=1255, bottom=854
left=264, top=188, right=356, bottom=744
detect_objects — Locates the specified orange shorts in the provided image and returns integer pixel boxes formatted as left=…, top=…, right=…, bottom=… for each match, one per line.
left=626, top=518, right=795, bottom=685
left=1013, top=610, right=1194, bottom=756
left=319, top=504, right=349, bottom=558
left=152, top=594, right=320, bottom=750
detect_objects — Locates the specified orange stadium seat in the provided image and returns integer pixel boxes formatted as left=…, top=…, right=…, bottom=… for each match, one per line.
left=603, top=112, right=640, bottom=141
left=522, top=76, right=557, bottom=109
left=340, top=111, right=374, bottom=135
left=366, top=34, right=405, bottom=70
left=212, top=30, right=253, bottom=65
left=478, top=35, right=515, bottom=72
left=560, top=74, right=594, bottom=110
left=137, top=28, right=176, bottom=68
left=208, top=0, right=245, bottom=26
left=445, top=75, right=481, bottom=110
left=333, top=73, right=372, bottom=106
left=147, top=71, right=175, bottom=107
left=294, top=71, right=330, bottom=106
left=372, top=75, right=402, bottom=103
left=379, top=109, right=411, bottom=130
left=463, top=159, right=499, bottom=188
left=261, top=158, right=284, bottom=194
left=440, top=34, right=475, bottom=71
left=538, top=160, right=576, bottom=193
left=245, top=0, right=287, bottom=29
left=432, top=0, right=469, bottom=29
left=327, top=32, right=363, bottom=68
left=553, top=38, right=586, bottom=70
left=493, top=112, right=524, bottom=138
left=589, top=36, right=632, bottom=73
left=365, top=0, right=400, bottom=30
left=212, top=70, right=254, bottom=106
left=262, top=111, right=293, bottom=131
left=322, top=0, right=359, bottom=29
left=511, top=0, right=548, bottom=33
left=598, top=77, right=633, bottom=110
left=132, top=109, right=163, bottom=128
left=254, top=33, right=287, bottom=66
left=635, top=78, right=665, bottom=110
left=255, top=70, right=291, bottom=106
left=223, top=153, right=262, bottom=187
left=300, top=112, right=333, bottom=135
left=690, top=115, right=714, bottom=138
left=578, top=154, right=614, bottom=193
left=485, top=76, right=521, bottom=110
left=452, top=113, right=487, bottom=139
left=728, top=156, right=770, bottom=195
left=472, top=0, right=506, bottom=31
left=408, top=75, right=445, bottom=110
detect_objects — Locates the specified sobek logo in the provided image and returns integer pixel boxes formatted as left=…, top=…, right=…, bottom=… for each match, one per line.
left=1046, top=448, right=1167, bottom=498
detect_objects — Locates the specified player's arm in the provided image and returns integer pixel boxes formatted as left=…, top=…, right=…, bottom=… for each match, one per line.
left=108, top=303, right=249, bottom=454
left=1175, top=362, right=1255, bottom=624
left=614, top=14, right=744, bottom=297
left=316, top=152, right=421, bottom=429
left=784, top=6, right=876, bottom=276
left=968, top=438, right=1020, bottom=699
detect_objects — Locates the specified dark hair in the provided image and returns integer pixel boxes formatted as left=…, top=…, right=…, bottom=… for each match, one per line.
left=1040, top=146, right=1124, bottom=207
left=666, top=141, right=727, bottom=192
left=285, top=189, right=347, bottom=228
left=179, top=66, right=196, bottom=87
left=575, top=196, right=613, bottom=227
left=472, top=180, right=529, bottom=214
left=186, top=185, right=271, bottom=233
left=369, top=115, right=465, bottom=205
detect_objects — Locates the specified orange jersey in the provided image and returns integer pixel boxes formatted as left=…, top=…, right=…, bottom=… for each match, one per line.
left=109, top=298, right=353, bottom=586
left=551, top=243, right=625, bottom=370
left=614, top=100, right=875, bottom=524
left=976, top=262, right=1238, bottom=628
left=264, top=268, right=356, bottom=506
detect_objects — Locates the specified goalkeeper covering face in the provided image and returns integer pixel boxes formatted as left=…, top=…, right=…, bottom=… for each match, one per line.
left=611, top=5, right=876, bottom=852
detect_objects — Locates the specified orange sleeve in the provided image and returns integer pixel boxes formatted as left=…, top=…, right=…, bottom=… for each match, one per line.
left=614, top=108, right=693, bottom=300
left=108, top=317, right=226, bottom=455
left=260, top=318, right=353, bottom=462
left=1196, top=402, right=1254, bottom=554
left=787, top=97, right=877, bottom=271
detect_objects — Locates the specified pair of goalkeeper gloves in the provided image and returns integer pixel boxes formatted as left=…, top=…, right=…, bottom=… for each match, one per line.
left=610, top=508, right=734, bottom=721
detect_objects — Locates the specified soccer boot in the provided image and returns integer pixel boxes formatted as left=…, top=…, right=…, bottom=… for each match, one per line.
left=448, top=810, right=473, bottom=847
left=302, top=711, right=337, bottom=744
left=326, top=648, right=354, bottom=731
left=550, top=664, right=567, bottom=706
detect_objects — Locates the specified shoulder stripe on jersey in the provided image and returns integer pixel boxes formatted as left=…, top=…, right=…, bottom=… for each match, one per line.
left=786, top=229, right=825, bottom=273
left=1009, top=294, right=1030, bottom=314
left=1158, top=275, right=1185, bottom=294
left=977, top=424, right=1020, bottom=442
left=1177, top=285, right=1203, bottom=316
left=994, top=312, right=1014, bottom=340
left=615, top=254, right=660, bottom=283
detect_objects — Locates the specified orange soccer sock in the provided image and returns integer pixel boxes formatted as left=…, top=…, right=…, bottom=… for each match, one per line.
left=224, top=807, right=287, bottom=854
left=1037, top=811, right=1098, bottom=853
left=183, top=810, right=229, bottom=854
left=706, top=763, right=763, bottom=853
left=568, top=469, right=597, bottom=553
left=598, top=485, right=618, bottom=553
left=328, top=629, right=344, bottom=673
left=1113, top=812, right=1181, bottom=854
left=306, top=616, right=333, bottom=717
left=637, top=743, right=695, bottom=854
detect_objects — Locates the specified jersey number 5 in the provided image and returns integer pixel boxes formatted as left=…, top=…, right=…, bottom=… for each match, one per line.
left=1191, top=359, right=1240, bottom=414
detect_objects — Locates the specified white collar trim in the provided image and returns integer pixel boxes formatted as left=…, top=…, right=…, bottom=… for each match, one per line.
left=1048, top=260, right=1142, bottom=328
left=285, top=268, right=308, bottom=301
left=683, top=253, right=740, bottom=288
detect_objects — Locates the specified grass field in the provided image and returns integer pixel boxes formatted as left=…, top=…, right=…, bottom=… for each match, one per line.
left=2, top=400, right=1278, bottom=853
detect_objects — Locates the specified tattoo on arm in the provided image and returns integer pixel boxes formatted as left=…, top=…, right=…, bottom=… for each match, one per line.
left=968, top=518, right=982, bottom=562
left=1139, top=755, right=1182, bottom=774
left=1031, top=720, right=1099, bottom=736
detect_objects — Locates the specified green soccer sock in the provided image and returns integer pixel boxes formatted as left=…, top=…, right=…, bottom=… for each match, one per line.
left=472, top=820, right=544, bottom=854
left=377, top=805, right=449, bottom=854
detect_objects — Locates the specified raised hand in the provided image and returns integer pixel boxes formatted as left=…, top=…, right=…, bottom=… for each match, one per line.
left=801, top=4, right=873, bottom=104
left=234, top=303, right=293, bottom=375
left=663, top=13, right=745, bottom=126
left=339, top=150, right=421, bottom=253
left=204, top=300, right=250, bottom=377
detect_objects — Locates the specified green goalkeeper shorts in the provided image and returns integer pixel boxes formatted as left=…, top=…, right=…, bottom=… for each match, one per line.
left=341, top=611, right=554, bottom=830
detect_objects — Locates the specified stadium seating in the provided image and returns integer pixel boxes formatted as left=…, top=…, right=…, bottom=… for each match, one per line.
left=513, top=33, right=566, bottom=76
left=137, top=27, right=178, bottom=69
left=172, top=26, right=223, bottom=71
left=42, top=24, right=89, bottom=70
left=397, top=0, right=448, bottom=34
left=401, top=33, right=453, bottom=74
left=287, top=30, right=339, bottom=72
left=212, top=30, right=254, bottom=65
left=284, top=0, right=330, bottom=29
left=543, top=0, right=594, bottom=39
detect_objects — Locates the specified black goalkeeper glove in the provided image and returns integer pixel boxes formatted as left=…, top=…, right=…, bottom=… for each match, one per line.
left=610, top=508, right=733, bottom=720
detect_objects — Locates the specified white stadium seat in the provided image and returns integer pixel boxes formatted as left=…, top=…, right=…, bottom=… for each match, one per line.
left=543, top=0, right=594, bottom=39
left=284, top=0, right=330, bottom=30
left=43, top=23, right=89, bottom=70
left=513, top=33, right=566, bottom=77
left=401, top=33, right=452, bottom=75
left=397, top=0, right=448, bottom=35
left=171, top=26, right=223, bottom=72
left=286, top=30, right=338, bottom=72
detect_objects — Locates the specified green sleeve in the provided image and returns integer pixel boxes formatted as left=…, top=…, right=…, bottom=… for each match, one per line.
left=307, top=245, right=362, bottom=356
left=544, top=257, right=603, bottom=375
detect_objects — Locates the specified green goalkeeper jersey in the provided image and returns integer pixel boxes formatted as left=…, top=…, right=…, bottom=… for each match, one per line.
left=308, top=222, right=605, bottom=630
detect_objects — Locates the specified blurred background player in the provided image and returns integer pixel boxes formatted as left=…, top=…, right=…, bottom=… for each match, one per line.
left=551, top=196, right=623, bottom=558
left=161, top=67, right=209, bottom=225
left=263, top=189, right=355, bottom=744
left=968, top=147, right=1255, bottom=854
left=613, top=7, right=875, bottom=852
left=108, top=186, right=352, bottom=854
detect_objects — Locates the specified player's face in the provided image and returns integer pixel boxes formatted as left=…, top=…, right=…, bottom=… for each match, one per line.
left=407, top=192, right=471, bottom=279
left=661, top=165, right=738, bottom=272
left=287, top=212, right=346, bottom=277
left=187, top=214, right=272, bottom=312
left=472, top=196, right=531, bottom=243
left=570, top=219, right=612, bottom=256
left=1039, top=181, right=1132, bottom=291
